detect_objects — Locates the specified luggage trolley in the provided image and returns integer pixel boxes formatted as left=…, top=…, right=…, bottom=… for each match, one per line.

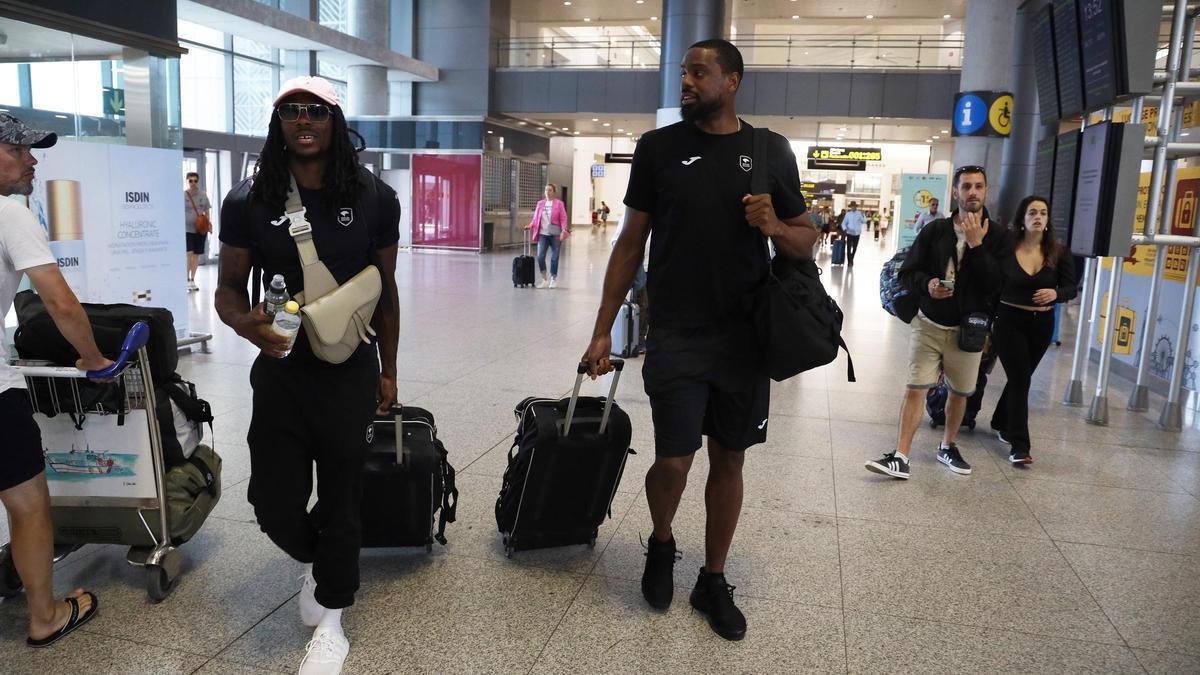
left=0, top=322, right=185, bottom=602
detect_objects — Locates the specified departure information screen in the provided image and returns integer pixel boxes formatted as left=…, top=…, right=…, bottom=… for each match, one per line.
left=1053, top=0, right=1086, bottom=118
left=1078, top=0, right=1119, bottom=110
left=1032, top=5, right=1061, bottom=122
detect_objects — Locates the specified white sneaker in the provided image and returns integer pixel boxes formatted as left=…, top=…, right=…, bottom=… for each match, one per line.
left=298, top=626, right=349, bottom=675
left=548, top=276, right=558, bottom=289
left=298, top=572, right=322, bottom=627
left=536, top=276, right=548, bottom=289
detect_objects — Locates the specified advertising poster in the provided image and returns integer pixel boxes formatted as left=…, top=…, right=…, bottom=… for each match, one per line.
left=37, top=410, right=157, bottom=500
left=26, top=140, right=187, bottom=337
left=897, top=173, right=948, bottom=250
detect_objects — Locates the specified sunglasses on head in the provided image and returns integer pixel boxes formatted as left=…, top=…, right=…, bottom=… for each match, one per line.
left=276, top=103, right=332, bottom=123
left=953, top=165, right=987, bottom=183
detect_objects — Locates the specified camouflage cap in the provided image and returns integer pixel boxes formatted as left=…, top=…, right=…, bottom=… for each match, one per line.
left=0, top=113, right=57, bottom=149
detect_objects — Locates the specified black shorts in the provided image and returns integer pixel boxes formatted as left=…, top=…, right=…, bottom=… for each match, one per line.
left=0, top=389, right=46, bottom=492
left=186, top=232, right=208, bottom=254
left=642, top=323, right=770, bottom=457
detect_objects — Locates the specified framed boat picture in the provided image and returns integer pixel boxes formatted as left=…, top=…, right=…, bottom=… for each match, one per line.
left=36, top=409, right=157, bottom=500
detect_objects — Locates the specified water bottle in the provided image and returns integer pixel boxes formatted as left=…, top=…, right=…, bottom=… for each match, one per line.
left=264, top=274, right=289, bottom=317
left=270, top=301, right=302, bottom=356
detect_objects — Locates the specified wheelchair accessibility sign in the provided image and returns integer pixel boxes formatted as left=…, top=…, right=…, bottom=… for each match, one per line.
left=953, top=91, right=1013, bottom=138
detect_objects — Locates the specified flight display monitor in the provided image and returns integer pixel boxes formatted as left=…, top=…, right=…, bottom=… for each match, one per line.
left=1070, top=121, right=1145, bottom=257
left=1032, top=5, right=1061, bottom=123
left=1052, top=130, right=1081, bottom=246
left=1053, top=0, right=1086, bottom=118
left=1078, top=0, right=1119, bottom=111
left=1034, top=137, right=1057, bottom=204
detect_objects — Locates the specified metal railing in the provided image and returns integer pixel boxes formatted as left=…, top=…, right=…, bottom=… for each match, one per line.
left=496, top=35, right=964, bottom=71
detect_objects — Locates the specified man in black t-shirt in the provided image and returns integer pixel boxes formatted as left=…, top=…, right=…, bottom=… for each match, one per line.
left=582, top=40, right=816, bottom=642
left=214, top=77, right=400, bottom=675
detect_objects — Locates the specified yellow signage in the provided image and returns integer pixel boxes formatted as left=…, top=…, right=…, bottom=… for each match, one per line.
left=988, top=94, right=1013, bottom=136
left=807, top=146, right=883, bottom=162
left=1121, top=166, right=1200, bottom=284
left=1095, top=292, right=1137, bottom=355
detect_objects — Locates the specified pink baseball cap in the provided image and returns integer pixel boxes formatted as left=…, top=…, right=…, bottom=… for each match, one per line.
left=273, top=76, right=341, bottom=108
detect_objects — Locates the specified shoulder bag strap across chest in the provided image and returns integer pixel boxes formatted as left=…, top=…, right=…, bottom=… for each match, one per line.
left=285, top=173, right=339, bottom=301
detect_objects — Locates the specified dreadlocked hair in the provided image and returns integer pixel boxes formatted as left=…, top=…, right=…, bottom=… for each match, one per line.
left=249, top=106, right=361, bottom=209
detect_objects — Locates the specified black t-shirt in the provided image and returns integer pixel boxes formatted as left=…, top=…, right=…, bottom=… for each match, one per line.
left=624, top=120, right=807, bottom=327
left=219, top=173, right=401, bottom=362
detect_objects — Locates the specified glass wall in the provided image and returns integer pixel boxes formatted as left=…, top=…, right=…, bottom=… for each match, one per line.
left=178, top=20, right=284, bottom=137
left=0, top=17, right=179, bottom=148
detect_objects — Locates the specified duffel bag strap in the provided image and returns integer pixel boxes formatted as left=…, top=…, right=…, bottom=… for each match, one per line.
left=186, top=454, right=218, bottom=497
left=434, top=461, right=458, bottom=545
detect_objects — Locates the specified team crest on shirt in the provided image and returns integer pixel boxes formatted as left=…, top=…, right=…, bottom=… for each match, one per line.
left=365, top=423, right=375, bottom=444
left=739, top=155, right=753, bottom=172
left=337, top=207, right=354, bottom=226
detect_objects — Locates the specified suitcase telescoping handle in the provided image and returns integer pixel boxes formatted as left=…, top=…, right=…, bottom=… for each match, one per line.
left=564, top=358, right=625, bottom=436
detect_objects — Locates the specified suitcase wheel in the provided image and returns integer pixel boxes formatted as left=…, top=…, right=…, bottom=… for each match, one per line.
left=588, top=531, right=598, bottom=549
left=929, top=420, right=938, bottom=429
left=964, top=419, right=977, bottom=430
left=426, top=542, right=434, bottom=553
left=503, top=536, right=514, bottom=558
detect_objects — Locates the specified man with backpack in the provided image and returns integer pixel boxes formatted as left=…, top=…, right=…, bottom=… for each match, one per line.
left=0, top=113, right=112, bottom=648
left=214, top=77, right=400, bottom=675
left=581, top=40, right=816, bottom=641
left=866, top=166, right=1006, bottom=479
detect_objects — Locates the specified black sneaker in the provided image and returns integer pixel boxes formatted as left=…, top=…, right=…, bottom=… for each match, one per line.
left=995, top=430, right=1012, bottom=445
left=865, top=452, right=910, bottom=479
left=1008, top=448, right=1032, bottom=465
left=937, top=444, right=972, bottom=475
left=689, top=567, right=746, bottom=641
left=641, top=534, right=680, bottom=610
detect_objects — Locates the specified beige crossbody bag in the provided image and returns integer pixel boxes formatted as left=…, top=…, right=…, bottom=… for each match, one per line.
left=283, top=174, right=382, bottom=364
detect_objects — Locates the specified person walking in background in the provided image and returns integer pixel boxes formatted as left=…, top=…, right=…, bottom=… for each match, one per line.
left=527, top=184, right=569, bottom=289
left=184, top=171, right=212, bottom=292
left=840, top=201, right=866, bottom=266
left=990, top=196, right=1076, bottom=465
left=0, top=113, right=113, bottom=649
left=599, top=200, right=611, bottom=227
left=865, top=166, right=1007, bottom=480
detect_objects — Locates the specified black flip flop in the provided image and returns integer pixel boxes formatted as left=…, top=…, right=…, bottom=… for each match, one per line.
left=26, top=592, right=99, bottom=648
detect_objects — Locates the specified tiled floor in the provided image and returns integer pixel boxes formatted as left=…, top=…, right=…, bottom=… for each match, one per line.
left=3, top=226, right=1199, bottom=673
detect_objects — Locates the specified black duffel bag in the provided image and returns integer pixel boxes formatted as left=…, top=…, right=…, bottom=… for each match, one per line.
left=12, top=290, right=178, bottom=384
left=752, top=256, right=856, bottom=383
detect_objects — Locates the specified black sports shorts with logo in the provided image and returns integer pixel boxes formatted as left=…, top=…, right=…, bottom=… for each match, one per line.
left=642, top=321, right=770, bottom=458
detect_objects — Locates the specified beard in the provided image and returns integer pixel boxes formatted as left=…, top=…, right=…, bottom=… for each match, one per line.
left=680, top=96, right=721, bottom=123
left=0, top=179, right=32, bottom=197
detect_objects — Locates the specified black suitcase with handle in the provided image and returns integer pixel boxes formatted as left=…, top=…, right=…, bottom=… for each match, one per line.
left=361, top=406, right=458, bottom=550
left=513, top=237, right=536, bottom=287
left=496, top=360, right=634, bottom=555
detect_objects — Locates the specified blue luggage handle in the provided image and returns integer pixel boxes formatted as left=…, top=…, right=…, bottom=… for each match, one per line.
left=86, top=321, right=150, bottom=379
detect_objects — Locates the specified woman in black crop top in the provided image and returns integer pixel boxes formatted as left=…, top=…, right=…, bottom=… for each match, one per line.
left=989, top=195, right=1077, bottom=465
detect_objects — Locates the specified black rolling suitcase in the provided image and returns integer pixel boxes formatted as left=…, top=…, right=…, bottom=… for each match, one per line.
left=496, top=360, right=635, bottom=555
left=361, top=406, right=458, bottom=551
left=926, top=341, right=999, bottom=429
left=513, top=237, right=536, bottom=287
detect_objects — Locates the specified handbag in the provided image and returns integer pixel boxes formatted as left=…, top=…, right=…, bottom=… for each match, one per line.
left=747, top=128, right=855, bottom=382
left=284, top=174, right=382, bottom=364
left=958, top=312, right=990, bottom=353
left=186, top=191, right=212, bottom=235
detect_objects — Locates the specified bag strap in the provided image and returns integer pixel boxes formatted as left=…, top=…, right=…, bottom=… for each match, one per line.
left=750, top=127, right=775, bottom=262
left=435, top=457, right=458, bottom=545
left=286, top=173, right=339, bottom=301
left=185, top=190, right=201, bottom=217
left=186, top=453, right=218, bottom=497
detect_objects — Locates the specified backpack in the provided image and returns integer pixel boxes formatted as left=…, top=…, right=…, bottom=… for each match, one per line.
left=880, top=246, right=919, bottom=323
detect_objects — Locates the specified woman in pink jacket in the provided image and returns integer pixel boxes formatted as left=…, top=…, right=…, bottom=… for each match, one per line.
left=527, top=184, right=570, bottom=288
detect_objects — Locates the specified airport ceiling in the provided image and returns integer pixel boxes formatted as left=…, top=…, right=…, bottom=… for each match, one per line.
left=0, top=18, right=124, bottom=62
left=493, top=113, right=953, bottom=146
left=510, top=0, right=968, bottom=23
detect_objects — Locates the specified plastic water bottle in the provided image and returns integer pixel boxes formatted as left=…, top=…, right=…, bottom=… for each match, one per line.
left=264, top=274, right=289, bottom=317
left=270, top=301, right=302, bottom=356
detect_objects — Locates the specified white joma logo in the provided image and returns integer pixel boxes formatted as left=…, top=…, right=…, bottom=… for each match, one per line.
left=681, top=156, right=701, bottom=166
left=757, top=418, right=768, bottom=430
left=270, top=214, right=289, bottom=227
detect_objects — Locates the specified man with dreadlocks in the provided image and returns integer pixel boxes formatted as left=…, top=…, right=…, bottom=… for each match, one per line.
left=214, top=76, right=400, bottom=675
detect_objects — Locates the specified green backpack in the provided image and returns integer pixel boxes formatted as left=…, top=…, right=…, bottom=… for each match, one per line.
left=164, top=445, right=222, bottom=545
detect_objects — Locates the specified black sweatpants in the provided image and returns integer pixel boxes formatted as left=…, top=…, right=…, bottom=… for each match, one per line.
left=990, top=305, right=1055, bottom=453
left=246, top=353, right=379, bottom=609
left=845, top=235, right=861, bottom=264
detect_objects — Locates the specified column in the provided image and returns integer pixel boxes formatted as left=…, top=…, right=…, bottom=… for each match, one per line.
left=997, top=0, right=1044, bottom=217
left=656, top=0, right=725, bottom=129
left=951, top=0, right=1020, bottom=198
left=346, top=0, right=390, bottom=116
